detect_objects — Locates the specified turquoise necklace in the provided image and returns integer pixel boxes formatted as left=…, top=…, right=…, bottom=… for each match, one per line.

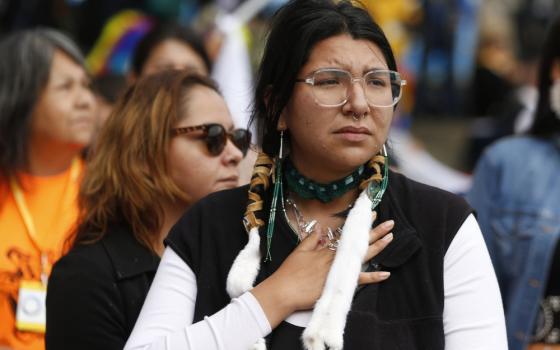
left=284, top=159, right=365, bottom=203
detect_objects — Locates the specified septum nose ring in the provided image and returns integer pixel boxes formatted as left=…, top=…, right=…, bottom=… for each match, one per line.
left=352, top=113, right=364, bottom=121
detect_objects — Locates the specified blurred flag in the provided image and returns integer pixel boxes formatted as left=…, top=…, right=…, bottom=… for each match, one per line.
left=86, top=10, right=153, bottom=76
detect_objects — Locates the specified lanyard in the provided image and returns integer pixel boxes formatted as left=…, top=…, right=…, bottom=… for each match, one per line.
left=9, top=158, right=81, bottom=285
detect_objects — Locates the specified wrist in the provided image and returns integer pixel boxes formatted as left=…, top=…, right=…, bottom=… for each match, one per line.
left=251, top=276, right=294, bottom=328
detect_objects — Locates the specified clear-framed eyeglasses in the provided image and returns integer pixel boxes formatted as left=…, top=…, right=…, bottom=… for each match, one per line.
left=295, top=68, right=406, bottom=108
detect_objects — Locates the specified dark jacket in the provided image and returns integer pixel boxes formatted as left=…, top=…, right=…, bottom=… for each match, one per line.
left=46, top=223, right=159, bottom=350
left=166, top=170, right=472, bottom=350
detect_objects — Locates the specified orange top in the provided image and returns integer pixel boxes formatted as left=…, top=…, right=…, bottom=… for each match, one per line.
left=0, top=159, right=83, bottom=350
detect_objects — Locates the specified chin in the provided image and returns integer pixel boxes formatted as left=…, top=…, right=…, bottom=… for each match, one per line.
left=213, top=182, right=237, bottom=192
left=333, top=151, right=375, bottom=169
left=71, top=133, right=95, bottom=147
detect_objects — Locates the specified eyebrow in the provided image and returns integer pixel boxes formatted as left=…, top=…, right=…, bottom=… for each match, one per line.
left=316, top=58, right=389, bottom=74
left=178, top=122, right=235, bottom=131
left=51, top=71, right=89, bottom=81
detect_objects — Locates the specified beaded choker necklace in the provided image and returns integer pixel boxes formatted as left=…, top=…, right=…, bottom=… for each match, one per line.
left=265, top=155, right=388, bottom=261
left=284, top=159, right=365, bottom=203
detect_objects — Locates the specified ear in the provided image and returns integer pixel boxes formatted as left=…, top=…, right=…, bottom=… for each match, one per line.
left=277, top=110, right=287, bottom=131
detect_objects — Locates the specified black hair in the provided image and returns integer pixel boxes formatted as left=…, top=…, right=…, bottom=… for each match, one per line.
left=0, top=28, right=85, bottom=183
left=529, top=14, right=560, bottom=136
left=131, top=22, right=211, bottom=76
left=250, top=0, right=397, bottom=155
left=92, top=73, right=127, bottom=104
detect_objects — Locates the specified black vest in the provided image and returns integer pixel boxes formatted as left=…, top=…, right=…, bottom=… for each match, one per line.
left=166, top=170, right=472, bottom=350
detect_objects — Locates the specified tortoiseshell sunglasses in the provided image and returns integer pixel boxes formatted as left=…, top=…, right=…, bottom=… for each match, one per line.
left=171, top=123, right=252, bottom=157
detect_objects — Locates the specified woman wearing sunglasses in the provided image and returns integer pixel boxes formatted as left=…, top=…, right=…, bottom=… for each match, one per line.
left=45, top=70, right=250, bottom=350
left=126, top=1, right=507, bottom=349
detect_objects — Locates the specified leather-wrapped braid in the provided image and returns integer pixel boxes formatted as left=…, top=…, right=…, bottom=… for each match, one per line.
left=242, top=152, right=274, bottom=233
left=359, top=154, right=386, bottom=190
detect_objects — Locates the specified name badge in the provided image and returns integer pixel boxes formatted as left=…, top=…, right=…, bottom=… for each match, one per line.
left=16, top=280, right=46, bottom=333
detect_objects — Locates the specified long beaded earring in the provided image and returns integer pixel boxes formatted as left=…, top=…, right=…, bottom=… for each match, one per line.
left=265, top=130, right=285, bottom=261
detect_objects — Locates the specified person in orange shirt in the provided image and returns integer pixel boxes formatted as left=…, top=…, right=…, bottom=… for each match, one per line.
left=0, top=28, right=97, bottom=350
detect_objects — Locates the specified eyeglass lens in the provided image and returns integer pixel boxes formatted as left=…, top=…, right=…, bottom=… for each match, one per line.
left=311, top=70, right=403, bottom=107
left=205, top=124, right=251, bottom=156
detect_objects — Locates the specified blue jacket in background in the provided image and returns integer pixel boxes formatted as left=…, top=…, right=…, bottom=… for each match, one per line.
left=467, top=135, right=560, bottom=350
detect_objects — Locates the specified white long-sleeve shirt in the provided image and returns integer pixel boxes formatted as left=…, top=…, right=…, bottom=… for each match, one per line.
left=124, top=214, right=507, bottom=350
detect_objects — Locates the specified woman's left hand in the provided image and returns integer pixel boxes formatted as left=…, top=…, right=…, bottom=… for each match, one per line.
left=358, top=215, right=394, bottom=284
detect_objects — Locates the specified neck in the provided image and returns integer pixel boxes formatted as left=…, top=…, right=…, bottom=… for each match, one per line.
left=291, top=187, right=359, bottom=213
left=27, top=137, right=82, bottom=176
left=284, top=157, right=364, bottom=204
left=158, top=200, right=189, bottom=255
left=289, top=154, right=357, bottom=184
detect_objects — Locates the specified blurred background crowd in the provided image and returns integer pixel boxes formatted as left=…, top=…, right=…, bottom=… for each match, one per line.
left=2, top=0, right=559, bottom=192
left=1, top=1, right=560, bottom=350
left=0, top=0, right=560, bottom=350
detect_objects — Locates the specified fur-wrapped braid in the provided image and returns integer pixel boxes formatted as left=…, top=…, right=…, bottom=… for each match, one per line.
left=226, top=151, right=276, bottom=345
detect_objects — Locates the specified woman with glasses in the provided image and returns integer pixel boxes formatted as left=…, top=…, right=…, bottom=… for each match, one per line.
left=45, top=70, right=250, bottom=350
left=125, top=1, right=507, bottom=349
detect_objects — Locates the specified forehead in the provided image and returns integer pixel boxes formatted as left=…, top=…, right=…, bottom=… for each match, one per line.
left=150, top=40, right=203, bottom=66
left=301, top=34, right=388, bottom=74
left=145, top=39, right=207, bottom=74
left=177, top=86, right=233, bottom=127
left=49, top=50, right=86, bottom=79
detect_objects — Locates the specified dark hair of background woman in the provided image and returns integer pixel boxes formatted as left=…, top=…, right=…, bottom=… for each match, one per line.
left=529, top=14, right=560, bottom=136
left=0, top=28, right=85, bottom=183
left=131, top=22, right=212, bottom=76
left=251, top=0, right=397, bottom=156
left=71, top=71, right=219, bottom=254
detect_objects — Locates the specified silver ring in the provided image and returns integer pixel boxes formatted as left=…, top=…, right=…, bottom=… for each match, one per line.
left=327, top=240, right=339, bottom=251
left=303, top=220, right=317, bottom=234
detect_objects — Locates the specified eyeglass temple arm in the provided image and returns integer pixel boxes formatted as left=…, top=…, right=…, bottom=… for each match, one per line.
left=172, top=124, right=208, bottom=135
left=294, top=78, right=314, bottom=84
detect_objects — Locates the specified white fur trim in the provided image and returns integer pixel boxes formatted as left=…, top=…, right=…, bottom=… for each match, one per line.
left=226, top=227, right=262, bottom=298
left=302, top=190, right=374, bottom=350
left=250, top=338, right=267, bottom=350
left=551, top=79, right=560, bottom=120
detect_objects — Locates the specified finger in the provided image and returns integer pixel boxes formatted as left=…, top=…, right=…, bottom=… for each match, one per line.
left=371, top=211, right=378, bottom=223
left=369, top=219, right=394, bottom=244
left=358, top=271, right=390, bottom=285
left=312, top=223, right=330, bottom=251
left=363, top=232, right=393, bottom=262
left=297, top=226, right=322, bottom=251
